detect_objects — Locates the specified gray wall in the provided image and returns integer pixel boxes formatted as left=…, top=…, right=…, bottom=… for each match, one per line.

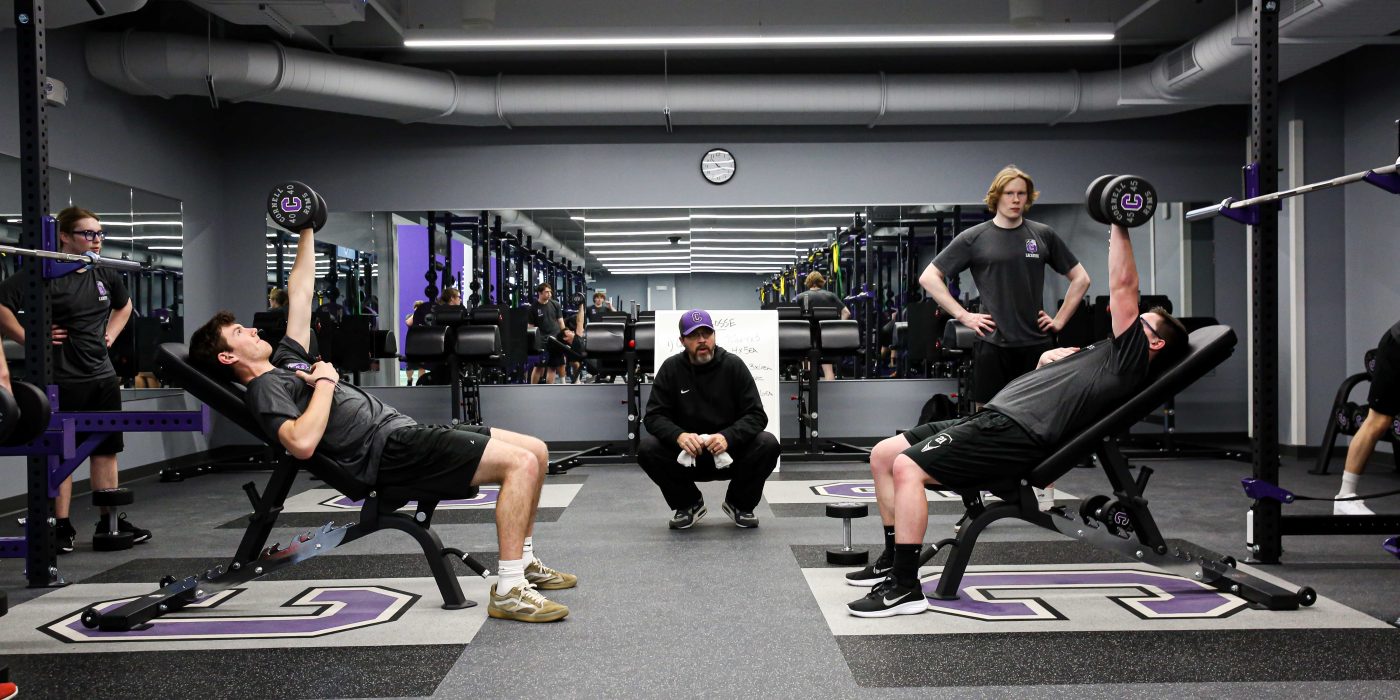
left=1341, top=46, right=1400, bottom=453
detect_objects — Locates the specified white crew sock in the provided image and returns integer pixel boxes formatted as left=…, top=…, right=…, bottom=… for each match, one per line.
left=1339, top=471, right=1361, bottom=497
left=523, top=536, right=537, bottom=563
left=497, top=558, right=527, bottom=593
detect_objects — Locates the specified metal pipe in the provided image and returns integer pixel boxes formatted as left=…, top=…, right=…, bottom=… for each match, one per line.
left=0, top=243, right=144, bottom=272
left=1186, top=160, right=1399, bottom=221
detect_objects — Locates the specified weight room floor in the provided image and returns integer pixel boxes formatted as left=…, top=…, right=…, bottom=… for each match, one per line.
left=1, top=451, right=1398, bottom=699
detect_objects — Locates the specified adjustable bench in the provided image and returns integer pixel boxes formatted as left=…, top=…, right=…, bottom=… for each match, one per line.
left=776, top=307, right=868, bottom=460
left=546, top=320, right=646, bottom=473
left=79, top=342, right=491, bottom=632
left=920, top=325, right=1316, bottom=611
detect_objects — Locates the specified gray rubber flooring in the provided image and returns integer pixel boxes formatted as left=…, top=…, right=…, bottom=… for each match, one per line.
left=1, top=450, right=1397, bottom=699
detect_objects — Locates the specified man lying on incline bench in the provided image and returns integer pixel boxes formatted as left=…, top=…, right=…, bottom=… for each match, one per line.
left=847, top=221, right=1189, bottom=617
left=189, top=223, right=575, bottom=623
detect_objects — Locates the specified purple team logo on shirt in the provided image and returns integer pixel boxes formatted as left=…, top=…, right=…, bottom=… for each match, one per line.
left=96, top=280, right=109, bottom=301
left=285, top=361, right=311, bottom=372
left=1025, top=239, right=1039, bottom=254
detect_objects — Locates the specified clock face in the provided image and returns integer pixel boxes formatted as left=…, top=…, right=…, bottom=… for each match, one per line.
left=701, top=148, right=736, bottom=184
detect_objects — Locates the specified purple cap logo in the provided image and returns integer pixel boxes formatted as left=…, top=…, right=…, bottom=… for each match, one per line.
left=1120, top=193, right=1144, bottom=212
left=679, top=309, right=714, bottom=336
left=1025, top=239, right=1039, bottom=254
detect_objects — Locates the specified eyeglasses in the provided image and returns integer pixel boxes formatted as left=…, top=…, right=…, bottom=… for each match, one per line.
left=69, top=229, right=106, bottom=241
left=1140, top=316, right=1162, bottom=342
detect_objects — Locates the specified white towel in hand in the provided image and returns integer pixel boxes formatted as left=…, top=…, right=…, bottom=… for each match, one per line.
left=677, top=434, right=734, bottom=468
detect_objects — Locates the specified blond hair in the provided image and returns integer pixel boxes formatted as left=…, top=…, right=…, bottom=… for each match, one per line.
left=984, top=165, right=1040, bottom=213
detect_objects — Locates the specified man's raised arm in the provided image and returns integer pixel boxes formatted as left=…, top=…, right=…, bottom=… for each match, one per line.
left=284, top=227, right=316, bottom=350
left=1107, top=223, right=1141, bottom=338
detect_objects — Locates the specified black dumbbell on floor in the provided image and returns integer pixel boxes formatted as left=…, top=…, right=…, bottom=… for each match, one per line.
left=92, top=488, right=136, bottom=551
left=826, top=502, right=869, bottom=565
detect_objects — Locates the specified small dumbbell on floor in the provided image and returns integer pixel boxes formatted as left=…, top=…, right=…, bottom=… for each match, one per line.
left=826, top=502, right=869, bottom=565
left=92, top=488, right=135, bottom=552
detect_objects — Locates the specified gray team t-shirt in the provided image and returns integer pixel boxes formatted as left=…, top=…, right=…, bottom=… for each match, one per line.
left=932, top=219, right=1078, bottom=348
left=531, top=298, right=563, bottom=336
left=0, top=267, right=130, bottom=381
left=796, top=289, right=847, bottom=314
left=987, top=318, right=1151, bottom=445
left=245, top=336, right=416, bottom=484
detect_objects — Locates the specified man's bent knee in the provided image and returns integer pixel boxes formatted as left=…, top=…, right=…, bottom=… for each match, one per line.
left=892, top=455, right=936, bottom=487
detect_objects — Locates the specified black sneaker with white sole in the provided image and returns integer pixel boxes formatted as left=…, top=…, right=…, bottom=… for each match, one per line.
left=96, top=513, right=152, bottom=544
left=721, top=502, right=759, bottom=528
left=55, top=519, right=77, bottom=554
left=846, top=579, right=930, bottom=618
left=845, top=550, right=893, bottom=587
left=669, top=501, right=707, bottom=530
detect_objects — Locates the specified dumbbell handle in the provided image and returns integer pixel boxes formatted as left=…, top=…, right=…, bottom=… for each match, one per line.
left=843, top=517, right=854, bottom=551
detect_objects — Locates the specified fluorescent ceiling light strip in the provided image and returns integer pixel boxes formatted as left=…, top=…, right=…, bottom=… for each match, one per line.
left=405, top=33, right=1114, bottom=49
left=607, top=270, right=691, bottom=275
left=571, top=216, right=689, bottom=223
left=692, top=246, right=804, bottom=252
left=603, top=262, right=692, bottom=268
left=691, top=238, right=829, bottom=244
left=101, top=221, right=184, bottom=227
left=595, top=256, right=691, bottom=262
left=146, top=246, right=183, bottom=250
left=690, top=213, right=852, bottom=220
left=693, top=226, right=833, bottom=233
left=586, top=241, right=691, bottom=247
left=691, top=254, right=795, bottom=261
left=693, top=268, right=777, bottom=273
left=584, top=230, right=690, bottom=238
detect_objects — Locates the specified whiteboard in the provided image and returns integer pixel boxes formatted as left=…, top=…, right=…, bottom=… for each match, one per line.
left=653, top=310, right=781, bottom=457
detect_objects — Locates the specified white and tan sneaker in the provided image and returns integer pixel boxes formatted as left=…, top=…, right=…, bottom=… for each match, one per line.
left=488, top=582, right=570, bottom=623
left=525, top=559, right=578, bottom=590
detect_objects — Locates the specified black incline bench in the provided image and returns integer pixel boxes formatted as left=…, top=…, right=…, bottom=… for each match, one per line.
left=79, top=342, right=492, bottom=632
left=920, top=325, right=1316, bottom=611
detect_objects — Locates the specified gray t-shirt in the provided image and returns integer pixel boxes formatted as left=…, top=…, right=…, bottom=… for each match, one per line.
left=987, top=318, right=1151, bottom=445
left=0, top=267, right=129, bottom=381
left=245, top=336, right=416, bottom=484
left=933, top=219, right=1078, bottom=348
left=796, top=289, right=847, bottom=314
left=531, top=298, right=563, bottom=336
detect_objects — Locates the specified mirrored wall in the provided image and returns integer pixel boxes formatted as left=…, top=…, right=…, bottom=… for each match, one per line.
left=0, top=154, right=185, bottom=389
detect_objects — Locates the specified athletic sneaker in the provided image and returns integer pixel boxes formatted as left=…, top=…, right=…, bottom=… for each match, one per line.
left=845, top=550, right=893, bottom=587
left=846, top=578, right=930, bottom=618
left=487, top=582, right=570, bottom=623
left=525, top=559, right=578, bottom=590
left=721, top=502, right=759, bottom=528
left=1334, top=497, right=1374, bottom=516
left=669, top=501, right=707, bottom=530
left=95, top=513, right=152, bottom=544
left=55, top=519, right=77, bottom=555
left=0, top=681, right=17, bottom=700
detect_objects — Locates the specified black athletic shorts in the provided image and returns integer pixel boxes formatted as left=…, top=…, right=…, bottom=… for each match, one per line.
left=543, top=332, right=567, bottom=368
left=972, top=340, right=1052, bottom=404
left=59, top=376, right=123, bottom=456
left=1368, top=331, right=1400, bottom=417
left=376, top=423, right=492, bottom=498
left=901, top=411, right=1048, bottom=489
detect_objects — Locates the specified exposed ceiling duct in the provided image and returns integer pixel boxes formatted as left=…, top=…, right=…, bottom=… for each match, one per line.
left=84, top=0, right=1398, bottom=127
left=0, top=0, right=146, bottom=29
left=491, top=209, right=584, bottom=268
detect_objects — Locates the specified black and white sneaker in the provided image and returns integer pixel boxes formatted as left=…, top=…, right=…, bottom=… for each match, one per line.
left=846, top=579, right=929, bottom=618
left=845, top=550, right=893, bottom=587
left=721, top=502, right=759, bottom=528
left=55, top=520, right=77, bottom=554
left=669, top=501, right=707, bottom=530
left=96, top=513, right=152, bottom=544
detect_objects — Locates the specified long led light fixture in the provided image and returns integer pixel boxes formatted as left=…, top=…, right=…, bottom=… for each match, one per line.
left=405, top=33, right=1113, bottom=49
left=583, top=230, right=690, bottom=238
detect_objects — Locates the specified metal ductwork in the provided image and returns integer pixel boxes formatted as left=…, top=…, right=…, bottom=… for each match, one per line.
left=85, top=0, right=1398, bottom=127
left=492, top=209, right=583, bottom=268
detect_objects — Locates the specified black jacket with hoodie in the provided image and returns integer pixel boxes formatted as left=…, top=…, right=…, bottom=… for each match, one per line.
left=643, top=346, right=769, bottom=448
